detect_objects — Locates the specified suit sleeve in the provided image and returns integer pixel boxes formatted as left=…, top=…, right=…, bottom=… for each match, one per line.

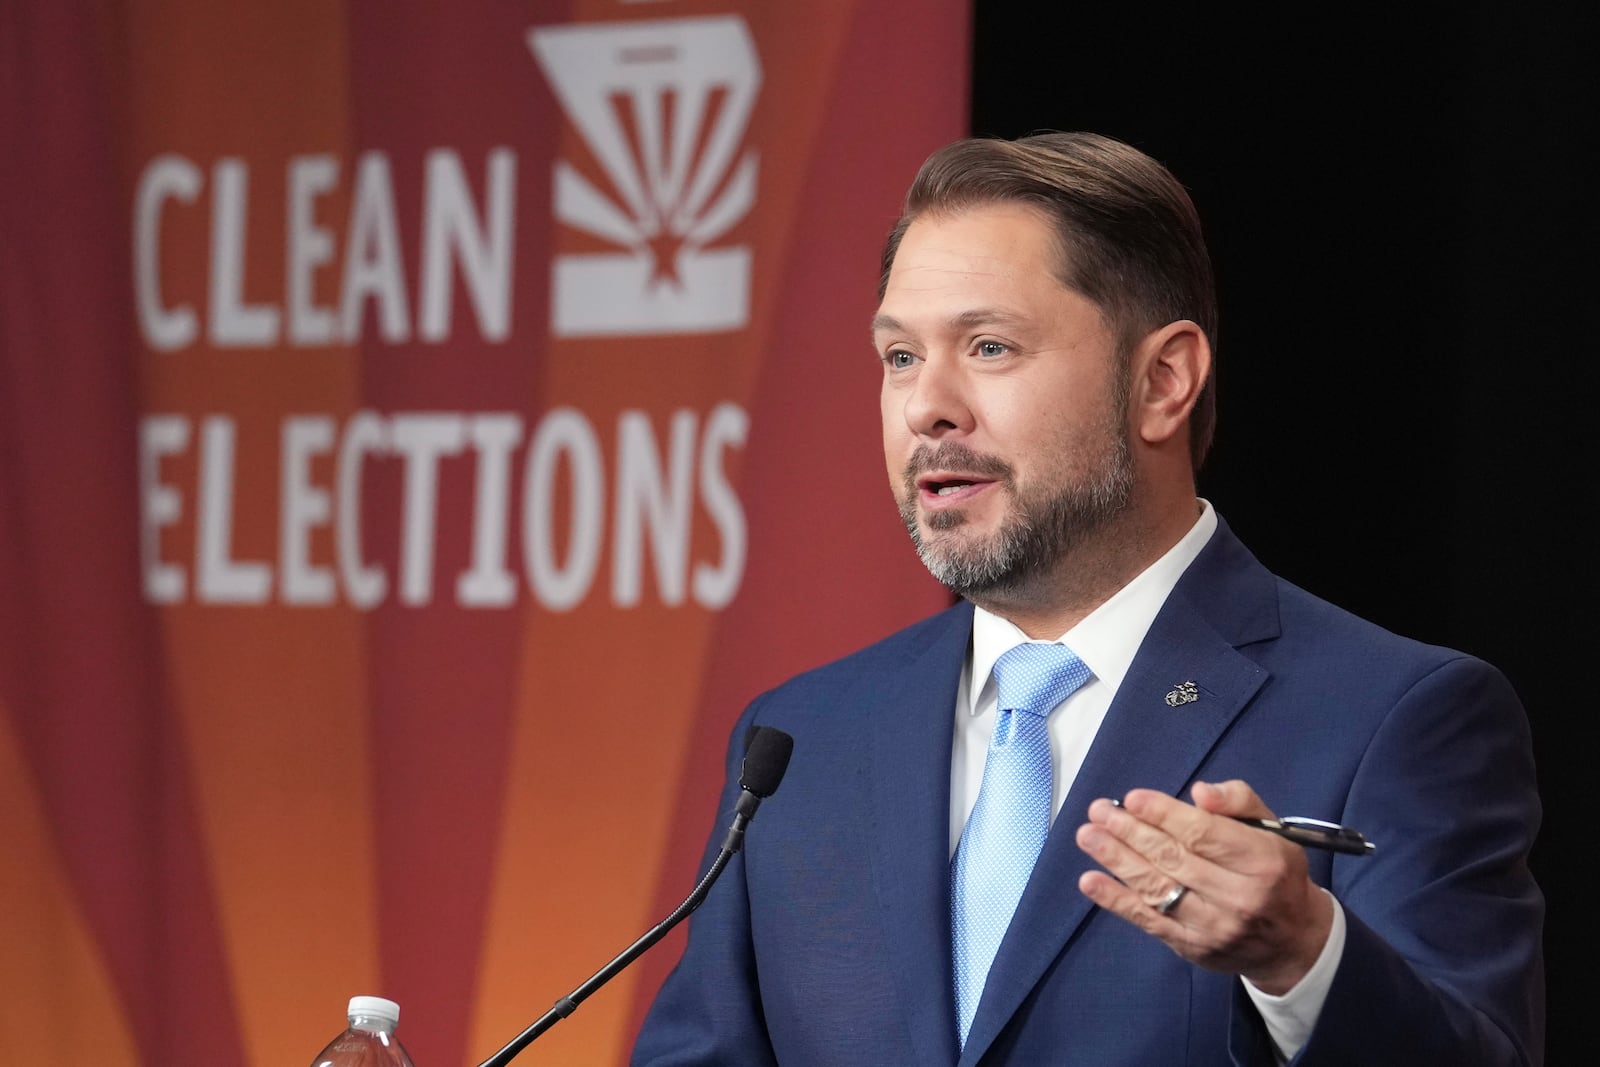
left=630, top=698, right=780, bottom=1067
left=1231, top=655, right=1544, bottom=1066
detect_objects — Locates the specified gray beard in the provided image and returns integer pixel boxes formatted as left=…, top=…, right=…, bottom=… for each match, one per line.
left=898, top=435, right=1135, bottom=599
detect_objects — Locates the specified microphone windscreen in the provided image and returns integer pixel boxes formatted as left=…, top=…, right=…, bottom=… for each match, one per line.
left=739, top=727, right=794, bottom=798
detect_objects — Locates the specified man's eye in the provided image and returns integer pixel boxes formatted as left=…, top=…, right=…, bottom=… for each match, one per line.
left=977, top=341, right=1008, bottom=358
left=884, top=350, right=917, bottom=369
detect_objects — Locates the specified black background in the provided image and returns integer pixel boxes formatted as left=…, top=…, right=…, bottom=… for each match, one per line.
left=971, top=4, right=1594, bottom=1060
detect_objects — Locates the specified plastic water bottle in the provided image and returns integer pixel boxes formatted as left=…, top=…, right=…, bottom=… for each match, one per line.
left=309, top=996, right=417, bottom=1067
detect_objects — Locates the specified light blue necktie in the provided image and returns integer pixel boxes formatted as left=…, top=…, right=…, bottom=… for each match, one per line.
left=951, top=641, right=1092, bottom=1045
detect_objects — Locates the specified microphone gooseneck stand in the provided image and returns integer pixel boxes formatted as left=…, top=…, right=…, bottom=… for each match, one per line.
left=475, top=726, right=794, bottom=1067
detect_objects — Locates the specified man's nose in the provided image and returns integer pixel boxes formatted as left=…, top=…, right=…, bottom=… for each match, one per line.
left=901, top=354, right=974, bottom=440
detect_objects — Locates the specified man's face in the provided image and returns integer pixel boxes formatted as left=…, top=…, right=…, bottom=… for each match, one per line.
left=873, top=203, right=1134, bottom=598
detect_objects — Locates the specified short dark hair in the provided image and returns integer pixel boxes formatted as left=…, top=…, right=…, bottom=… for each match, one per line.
left=879, top=132, right=1218, bottom=467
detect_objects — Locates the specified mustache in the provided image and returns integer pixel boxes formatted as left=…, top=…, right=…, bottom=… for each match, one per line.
left=904, top=442, right=1014, bottom=484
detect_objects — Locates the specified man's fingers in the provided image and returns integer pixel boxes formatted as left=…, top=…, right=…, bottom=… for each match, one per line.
left=1106, top=806, right=1189, bottom=877
left=1108, top=789, right=1254, bottom=870
left=1190, top=779, right=1274, bottom=819
left=1074, top=820, right=1185, bottom=901
left=1077, top=783, right=1327, bottom=984
left=1111, top=785, right=1289, bottom=869
left=1077, top=869, right=1198, bottom=932
left=1076, top=804, right=1246, bottom=917
left=1084, top=786, right=1302, bottom=901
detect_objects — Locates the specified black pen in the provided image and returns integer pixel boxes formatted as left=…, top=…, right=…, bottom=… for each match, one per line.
left=1105, top=798, right=1376, bottom=856
left=1231, top=815, right=1376, bottom=856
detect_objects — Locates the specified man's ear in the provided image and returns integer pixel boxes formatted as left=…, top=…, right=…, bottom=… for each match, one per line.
left=1130, top=320, right=1211, bottom=446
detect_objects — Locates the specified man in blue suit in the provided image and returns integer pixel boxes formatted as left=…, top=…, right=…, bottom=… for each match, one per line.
left=631, top=133, right=1543, bottom=1065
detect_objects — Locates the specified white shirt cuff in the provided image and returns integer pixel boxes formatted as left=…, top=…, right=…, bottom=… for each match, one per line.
left=1242, top=890, right=1345, bottom=1063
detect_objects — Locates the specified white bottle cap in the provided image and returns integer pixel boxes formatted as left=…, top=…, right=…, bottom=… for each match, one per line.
left=347, top=996, right=400, bottom=1026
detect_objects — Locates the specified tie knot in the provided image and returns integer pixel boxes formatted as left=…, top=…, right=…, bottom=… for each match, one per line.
left=990, top=642, right=1091, bottom=719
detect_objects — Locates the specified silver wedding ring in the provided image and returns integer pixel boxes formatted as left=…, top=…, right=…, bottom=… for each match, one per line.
left=1156, top=884, right=1188, bottom=915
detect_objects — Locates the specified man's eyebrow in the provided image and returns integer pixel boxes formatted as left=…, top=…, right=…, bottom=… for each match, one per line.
left=870, top=308, right=1026, bottom=336
left=949, top=308, right=1027, bottom=330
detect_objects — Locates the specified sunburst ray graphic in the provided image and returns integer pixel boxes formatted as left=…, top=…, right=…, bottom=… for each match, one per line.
left=530, top=17, right=762, bottom=337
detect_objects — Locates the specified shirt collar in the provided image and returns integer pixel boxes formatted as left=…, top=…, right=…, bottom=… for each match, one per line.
left=966, top=500, right=1219, bottom=715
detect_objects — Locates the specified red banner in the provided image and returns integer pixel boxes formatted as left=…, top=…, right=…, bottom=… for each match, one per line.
left=0, top=2, right=965, bottom=1063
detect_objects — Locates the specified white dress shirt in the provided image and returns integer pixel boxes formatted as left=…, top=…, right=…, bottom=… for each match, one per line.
left=948, top=500, right=1342, bottom=1061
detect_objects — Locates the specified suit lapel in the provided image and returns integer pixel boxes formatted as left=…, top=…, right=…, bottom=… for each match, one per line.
left=957, top=525, right=1277, bottom=1064
left=866, top=602, right=972, bottom=1067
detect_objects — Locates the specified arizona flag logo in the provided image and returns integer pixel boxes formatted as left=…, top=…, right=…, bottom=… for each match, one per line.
left=529, top=17, right=762, bottom=338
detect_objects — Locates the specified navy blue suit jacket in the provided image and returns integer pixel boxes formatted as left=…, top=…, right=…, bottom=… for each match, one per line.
left=633, top=520, right=1543, bottom=1065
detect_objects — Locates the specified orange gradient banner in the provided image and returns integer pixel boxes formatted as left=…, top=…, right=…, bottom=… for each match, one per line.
left=0, top=1, right=964, bottom=1064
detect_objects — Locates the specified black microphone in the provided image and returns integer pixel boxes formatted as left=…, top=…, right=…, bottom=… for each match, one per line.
left=475, top=726, right=795, bottom=1067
